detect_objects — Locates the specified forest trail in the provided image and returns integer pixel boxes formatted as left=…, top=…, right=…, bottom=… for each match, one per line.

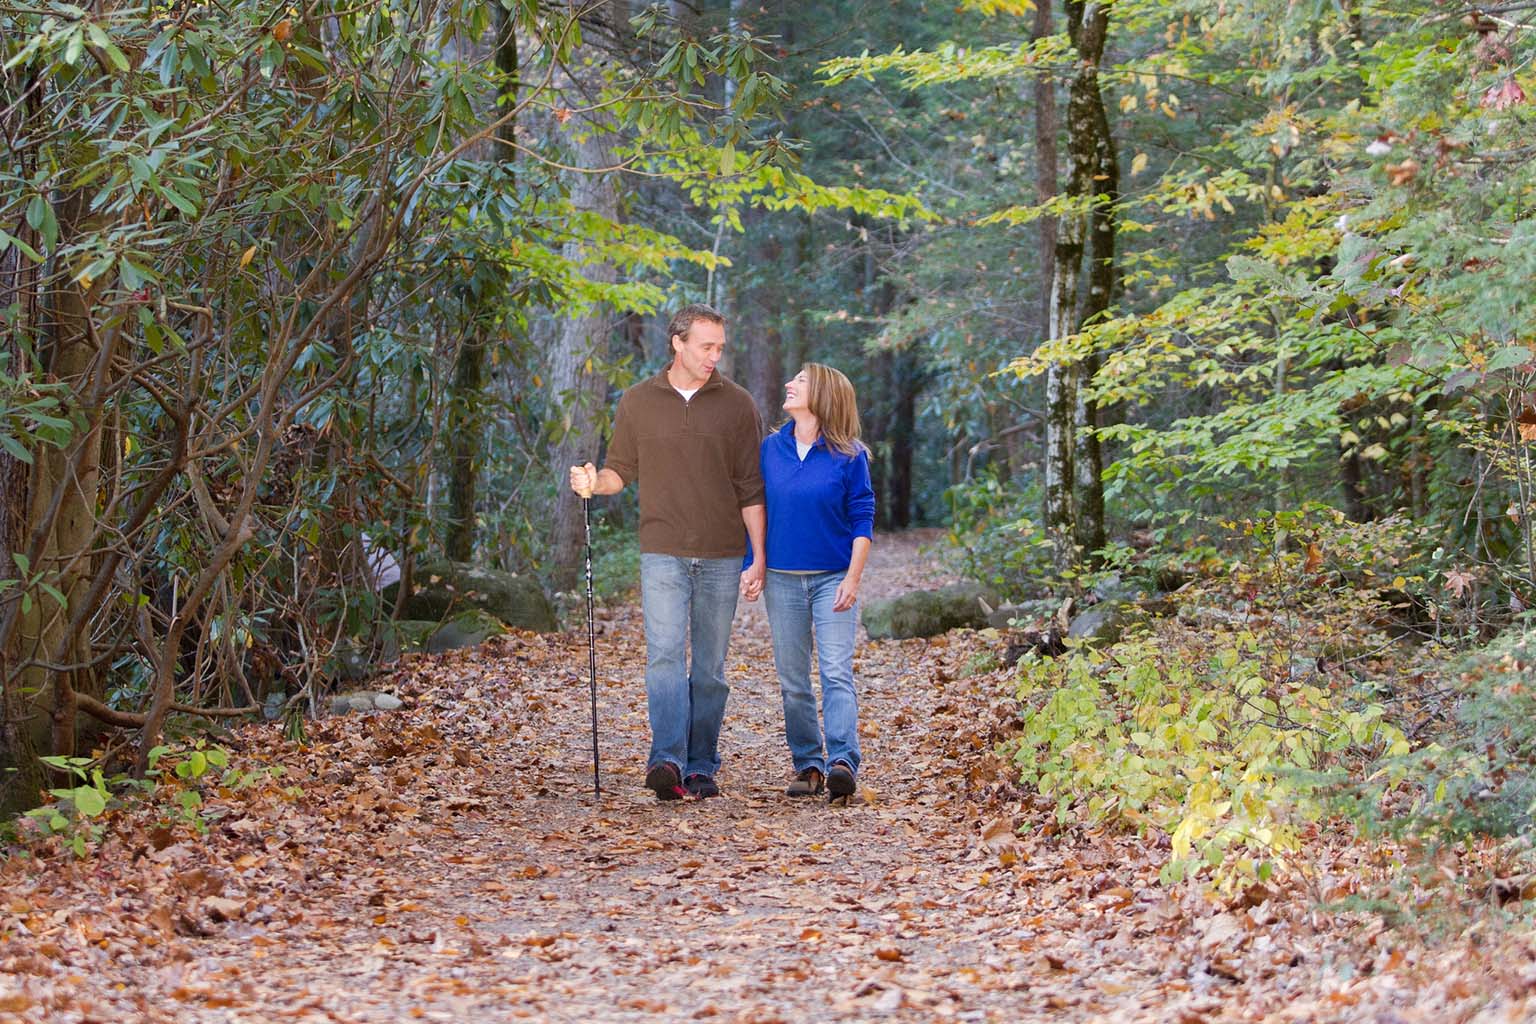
left=2, top=532, right=1533, bottom=1023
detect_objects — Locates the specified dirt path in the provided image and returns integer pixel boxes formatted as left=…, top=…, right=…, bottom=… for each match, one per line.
left=2, top=531, right=1532, bottom=1023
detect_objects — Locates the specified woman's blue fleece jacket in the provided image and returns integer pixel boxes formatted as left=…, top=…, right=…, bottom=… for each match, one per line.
left=752, top=420, right=877, bottom=571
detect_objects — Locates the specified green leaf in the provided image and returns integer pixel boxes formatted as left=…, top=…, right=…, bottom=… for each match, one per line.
left=103, top=42, right=131, bottom=73
left=2, top=32, right=43, bottom=73
left=85, top=20, right=111, bottom=50
left=0, top=434, right=33, bottom=464
left=156, top=184, right=198, bottom=217
left=72, top=786, right=106, bottom=817
left=1485, top=345, right=1532, bottom=373
left=0, top=230, right=42, bottom=263
left=63, top=27, right=84, bottom=65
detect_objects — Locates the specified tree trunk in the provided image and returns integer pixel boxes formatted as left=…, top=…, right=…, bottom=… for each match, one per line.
left=1042, top=362, right=1079, bottom=574
left=1073, top=37, right=1118, bottom=561
left=547, top=128, right=621, bottom=590
left=0, top=62, right=44, bottom=809
left=1031, top=0, right=1059, bottom=344
left=1044, top=0, right=1113, bottom=575
left=734, top=207, right=784, bottom=424
left=445, top=5, right=521, bottom=562
left=887, top=350, right=920, bottom=529
left=12, top=187, right=113, bottom=777
left=444, top=325, right=486, bottom=562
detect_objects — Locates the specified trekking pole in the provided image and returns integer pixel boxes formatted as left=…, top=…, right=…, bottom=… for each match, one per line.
left=582, top=493, right=601, bottom=797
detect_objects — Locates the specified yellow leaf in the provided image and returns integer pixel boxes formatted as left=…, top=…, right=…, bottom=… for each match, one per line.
left=240, top=245, right=257, bottom=269
left=1131, top=152, right=1149, bottom=177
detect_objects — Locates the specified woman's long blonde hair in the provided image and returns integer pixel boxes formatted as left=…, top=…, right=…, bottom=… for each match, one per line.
left=803, top=363, right=865, bottom=457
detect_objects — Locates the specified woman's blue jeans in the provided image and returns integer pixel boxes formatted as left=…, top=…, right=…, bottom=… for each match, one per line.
left=764, top=569, right=861, bottom=776
left=639, top=554, right=741, bottom=779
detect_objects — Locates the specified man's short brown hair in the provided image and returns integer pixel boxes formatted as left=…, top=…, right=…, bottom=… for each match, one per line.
left=667, top=303, right=726, bottom=345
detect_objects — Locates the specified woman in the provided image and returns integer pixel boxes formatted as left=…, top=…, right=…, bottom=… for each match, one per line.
left=746, top=363, right=875, bottom=801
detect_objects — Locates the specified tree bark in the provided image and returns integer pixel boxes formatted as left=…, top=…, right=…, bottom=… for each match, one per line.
left=444, top=325, right=486, bottom=562
left=445, top=6, right=521, bottom=562
left=1073, top=31, right=1118, bottom=561
left=1, top=183, right=115, bottom=786
left=734, top=207, right=785, bottom=424
left=1044, top=0, right=1113, bottom=575
left=1031, top=0, right=1059, bottom=344
left=0, top=61, right=45, bottom=810
left=547, top=128, right=621, bottom=590
left=886, top=349, right=920, bottom=529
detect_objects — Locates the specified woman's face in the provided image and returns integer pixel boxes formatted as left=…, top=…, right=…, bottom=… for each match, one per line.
left=784, top=370, right=811, bottom=414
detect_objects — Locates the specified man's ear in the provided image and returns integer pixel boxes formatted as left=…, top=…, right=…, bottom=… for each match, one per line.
left=671, top=333, right=683, bottom=353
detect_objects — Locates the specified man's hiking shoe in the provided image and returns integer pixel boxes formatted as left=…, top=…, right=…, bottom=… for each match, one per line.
left=684, top=774, right=720, bottom=799
left=645, top=762, right=688, bottom=801
left=786, top=767, right=825, bottom=797
left=827, top=761, right=857, bottom=802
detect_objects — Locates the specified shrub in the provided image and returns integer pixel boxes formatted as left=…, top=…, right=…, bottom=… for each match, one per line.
left=1378, top=622, right=1536, bottom=840
left=943, top=474, right=1054, bottom=601
left=1007, top=625, right=1409, bottom=890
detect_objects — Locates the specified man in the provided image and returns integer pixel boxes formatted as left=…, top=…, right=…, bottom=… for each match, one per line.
left=570, top=303, right=766, bottom=801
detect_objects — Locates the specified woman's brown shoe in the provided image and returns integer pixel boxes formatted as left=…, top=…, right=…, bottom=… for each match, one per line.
left=786, top=767, right=825, bottom=797
left=827, top=761, right=857, bottom=801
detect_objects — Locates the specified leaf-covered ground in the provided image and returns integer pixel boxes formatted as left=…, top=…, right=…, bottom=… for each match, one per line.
left=2, top=531, right=1534, bottom=1022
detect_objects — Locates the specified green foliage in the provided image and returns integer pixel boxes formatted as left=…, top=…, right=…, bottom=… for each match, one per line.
left=590, top=523, right=642, bottom=604
left=1374, top=623, right=1536, bottom=841
left=944, top=474, right=1054, bottom=601
left=0, top=353, right=76, bottom=467
left=1002, top=507, right=1445, bottom=890
left=0, top=0, right=835, bottom=765
left=820, top=36, right=1073, bottom=89
left=1007, top=622, right=1408, bottom=892
left=25, top=756, right=114, bottom=856
left=14, top=741, right=285, bottom=855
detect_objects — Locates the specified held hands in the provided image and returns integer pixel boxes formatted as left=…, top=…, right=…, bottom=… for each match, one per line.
left=740, top=561, right=765, bottom=603
left=569, top=463, right=597, bottom=498
left=832, top=575, right=860, bottom=612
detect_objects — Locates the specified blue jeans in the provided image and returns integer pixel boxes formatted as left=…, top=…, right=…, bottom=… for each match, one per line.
left=639, top=554, right=741, bottom=779
left=764, top=569, right=861, bottom=776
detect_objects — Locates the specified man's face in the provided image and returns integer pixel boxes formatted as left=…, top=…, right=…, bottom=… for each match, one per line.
left=672, top=319, right=726, bottom=387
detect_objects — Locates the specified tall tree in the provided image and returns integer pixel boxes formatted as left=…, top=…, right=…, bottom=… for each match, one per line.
left=544, top=2, right=633, bottom=589
left=445, top=4, right=524, bottom=562
left=1043, top=0, right=1113, bottom=573
left=547, top=121, right=621, bottom=589
left=1071, top=4, right=1118, bottom=560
